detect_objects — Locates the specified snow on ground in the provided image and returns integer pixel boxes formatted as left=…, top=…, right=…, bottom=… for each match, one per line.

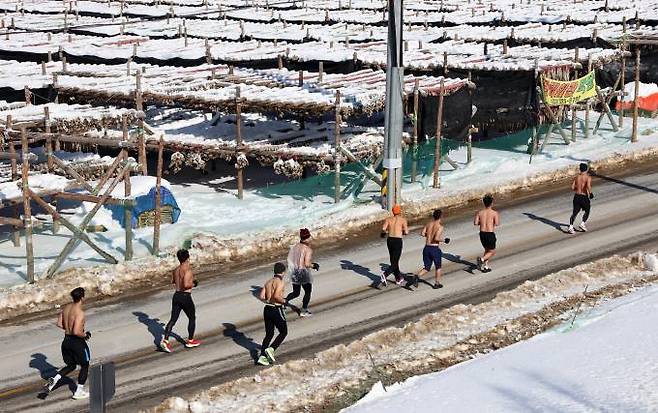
left=1, top=113, right=658, bottom=316
left=346, top=279, right=658, bottom=413
left=152, top=252, right=658, bottom=413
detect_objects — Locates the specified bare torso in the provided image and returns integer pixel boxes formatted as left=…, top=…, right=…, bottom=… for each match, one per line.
left=475, top=208, right=499, bottom=232
left=58, top=303, right=85, bottom=337
left=423, top=220, right=444, bottom=245
left=172, top=263, right=194, bottom=293
left=572, top=173, right=592, bottom=196
left=383, top=215, right=409, bottom=238
left=260, top=277, right=285, bottom=305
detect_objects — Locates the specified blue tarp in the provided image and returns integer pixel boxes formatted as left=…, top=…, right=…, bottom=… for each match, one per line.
left=106, top=186, right=181, bottom=229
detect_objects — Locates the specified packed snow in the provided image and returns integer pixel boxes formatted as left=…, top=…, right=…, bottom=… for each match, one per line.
left=346, top=281, right=658, bottom=413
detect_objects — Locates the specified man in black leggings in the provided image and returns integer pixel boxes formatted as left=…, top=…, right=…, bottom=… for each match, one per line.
left=286, top=228, right=319, bottom=317
left=568, top=163, right=593, bottom=234
left=45, top=287, right=91, bottom=400
left=160, top=249, right=200, bottom=352
left=380, top=204, right=409, bottom=286
left=257, top=262, right=297, bottom=366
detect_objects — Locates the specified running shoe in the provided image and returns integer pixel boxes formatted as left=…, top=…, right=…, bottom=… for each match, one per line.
left=185, top=339, right=201, bottom=348
left=257, top=355, right=270, bottom=366
left=413, top=275, right=419, bottom=288
left=72, top=387, right=89, bottom=400
left=160, top=338, right=172, bottom=353
left=395, top=277, right=407, bottom=286
left=380, top=273, right=388, bottom=287
left=264, top=347, right=276, bottom=363
left=300, top=309, right=312, bottom=317
left=567, top=225, right=575, bottom=234
left=433, top=283, right=443, bottom=289
left=482, top=267, right=492, bottom=273
left=477, top=257, right=484, bottom=271
left=579, top=222, right=588, bottom=232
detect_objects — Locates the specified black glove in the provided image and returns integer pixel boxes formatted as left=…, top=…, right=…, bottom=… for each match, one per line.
left=380, top=231, right=387, bottom=238
left=444, top=237, right=451, bottom=244
left=589, top=193, right=594, bottom=200
left=193, top=279, right=199, bottom=287
left=312, top=262, right=320, bottom=271
left=85, top=331, right=92, bottom=340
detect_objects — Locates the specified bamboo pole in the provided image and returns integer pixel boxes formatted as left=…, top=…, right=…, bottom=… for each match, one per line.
left=21, top=127, right=35, bottom=283
left=432, top=80, right=445, bottom=188
left=124, top=168, right=133, bottom=261
left=51, top=155, right=95, bottom=192
left=93, top=150, right=126, bottom=195
left=411, top=78, right=419, bottom=183
left=153, top=135, right=164, bottom=255
left=235, top=87, right=244, bottom=200
left=632, top=49, right=640, bottom=143
left=334, top=90, right=341, bottom=203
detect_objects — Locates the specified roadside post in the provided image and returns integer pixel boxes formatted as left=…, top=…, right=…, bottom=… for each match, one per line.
left=90, top=361, right=116, bottom=413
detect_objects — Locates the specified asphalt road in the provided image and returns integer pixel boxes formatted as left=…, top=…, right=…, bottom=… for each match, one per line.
left=1, top=168, right=657, bottom=413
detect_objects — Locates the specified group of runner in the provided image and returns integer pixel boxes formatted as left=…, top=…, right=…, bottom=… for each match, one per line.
left=44, top=163, right=593, bottom=398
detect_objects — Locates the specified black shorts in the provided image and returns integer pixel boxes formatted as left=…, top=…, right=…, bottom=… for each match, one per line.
left=479, top=231, right=497, bottom=251
left=62, top=335, right=90, bottom=366
left=422, top=245, right=442, bottom=271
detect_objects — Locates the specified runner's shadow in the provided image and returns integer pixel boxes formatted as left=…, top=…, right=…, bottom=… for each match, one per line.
left=30, top=353, right=75, bottom=399
left=340, top=260, right=381, bottom=289
left=222, top=323, right=260, bottom=361
left=443, top=253, right=478, bottom=274
left=250, top=285, right=263, bottom=299
left=133, top=311, right=184, bottom=350
left=523, top=213, right=570, bottom=233
left=591, top=173, right=658, bottom=195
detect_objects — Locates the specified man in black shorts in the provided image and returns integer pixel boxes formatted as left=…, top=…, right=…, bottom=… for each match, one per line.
left=45, top=287, right=91, bottom=400
left=474, top=194, right=500, bottom=273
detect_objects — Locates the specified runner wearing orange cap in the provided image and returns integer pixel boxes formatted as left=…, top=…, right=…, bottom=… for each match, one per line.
left=381, top=204, right=409, bottom=286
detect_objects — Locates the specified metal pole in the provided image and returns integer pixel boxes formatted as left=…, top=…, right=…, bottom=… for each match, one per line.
left=383, top=0, right=403, bottom=210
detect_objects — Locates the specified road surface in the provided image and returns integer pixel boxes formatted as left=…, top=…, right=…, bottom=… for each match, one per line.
left=1, top=169, right=657, bottom=412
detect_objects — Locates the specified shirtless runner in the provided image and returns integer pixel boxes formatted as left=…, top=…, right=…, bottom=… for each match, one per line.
left=257, top=262, right=299, bottom=366
left=413, top=209, right=450, bottom=289
left=45, top=287, right=91, bottom=400
left=475, top=194, right=500, bottom=273
left=380, top=204, right=409, bottom=286
left=160, top=249, right=201, bottom=352
left=568, top=163, right=594, bottom=234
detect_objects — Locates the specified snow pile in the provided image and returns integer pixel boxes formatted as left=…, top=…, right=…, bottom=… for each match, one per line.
left=0, top=173, right=70, bottom=201
left=345, top=283, right=658, bottom=413
left=150, top=253, right=658, bottom=413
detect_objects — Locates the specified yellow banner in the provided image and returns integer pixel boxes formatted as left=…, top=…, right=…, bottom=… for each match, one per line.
left=541, top=71, right=597, bottom=106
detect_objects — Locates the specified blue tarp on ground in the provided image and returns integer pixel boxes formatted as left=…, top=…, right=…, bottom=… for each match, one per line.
left=106, top=186, right=181, bottom=228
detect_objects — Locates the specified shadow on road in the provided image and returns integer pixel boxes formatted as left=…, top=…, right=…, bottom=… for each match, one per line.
left=523, top=212, right=569, bottom=233
left=592, top=173, right=658, bottom=195
left=133, top=311, right=184, bottom=350
left=340, top=260, right=381, bottom=289
left=29, top=353, right=75, bottom=399
left=443, top=252, right=478, bottom=274
left=250, top=285, right=262, bottom=299
left=222, top=323, right=260, bottom=362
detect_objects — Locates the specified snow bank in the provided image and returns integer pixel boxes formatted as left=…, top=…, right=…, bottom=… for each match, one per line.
left=621, top=81, right=658, bottom=101
left=150, top=253, right=658, bottom=413
left=345, top=282, right=658, bottom=413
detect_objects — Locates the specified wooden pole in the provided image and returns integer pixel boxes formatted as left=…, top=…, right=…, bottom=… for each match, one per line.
left=632, top=49, right=640, bottom=143
left=619, top=47, right=625, bottom=128
left=585, top=56, right=592, bottom=139
left=135, top=70, right=143, bottom=111
left=124, top=168, right=133, bottom=261
left=236, top=87, right=244, bottom=200
left=44, top=106, right=53, bottom=172
left=334, top=90, right=341, bottom=203
left=138, top=119, right=147, bottom=175
left=153, top=136, right=163, bottom=255
left=21, top=128, right=35, bottom=283
left=467, top=132, right=472, bottom=163
left=432, top=80, right=445, bottom=188
left=411, top=78, right=419, bottom=183
left=8, top=118, right=21, bottom=247
left=571, top=49, right=579, bottom=142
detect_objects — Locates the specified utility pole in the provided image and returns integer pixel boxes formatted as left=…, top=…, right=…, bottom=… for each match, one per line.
left=382, top=0, right=404, bottom=210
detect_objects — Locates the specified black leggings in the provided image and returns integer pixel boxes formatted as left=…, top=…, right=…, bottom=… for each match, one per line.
left=164, top=291, right=196, bottom=340
left=286, top=283, right=312, bottom=309
left=59, top=335, right=90, bottom=385
left=385, top=237, right=403, bottom=277
left=261, top=306, right=288, bottom=354
left=570, top=194, right=591, bottom=225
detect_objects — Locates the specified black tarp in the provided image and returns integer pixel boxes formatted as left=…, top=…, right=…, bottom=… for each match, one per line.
left=411, top=86, right=474, bottom=140
left=0, top=86, right=55, bottom=104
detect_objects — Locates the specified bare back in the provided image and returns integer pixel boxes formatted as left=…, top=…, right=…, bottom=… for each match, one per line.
left=422, top=220, right=443, bottom=245
left=383, top=215, right=409, bottom=238
left=259, top=277, right=285, bottom=305
left=572, top=173, right=592, bottom=196
left=475, top=208, right=499, bottom=233
left=172, top=263, right=194, bottom=293
left=58, top=303, right=85, bottom=337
